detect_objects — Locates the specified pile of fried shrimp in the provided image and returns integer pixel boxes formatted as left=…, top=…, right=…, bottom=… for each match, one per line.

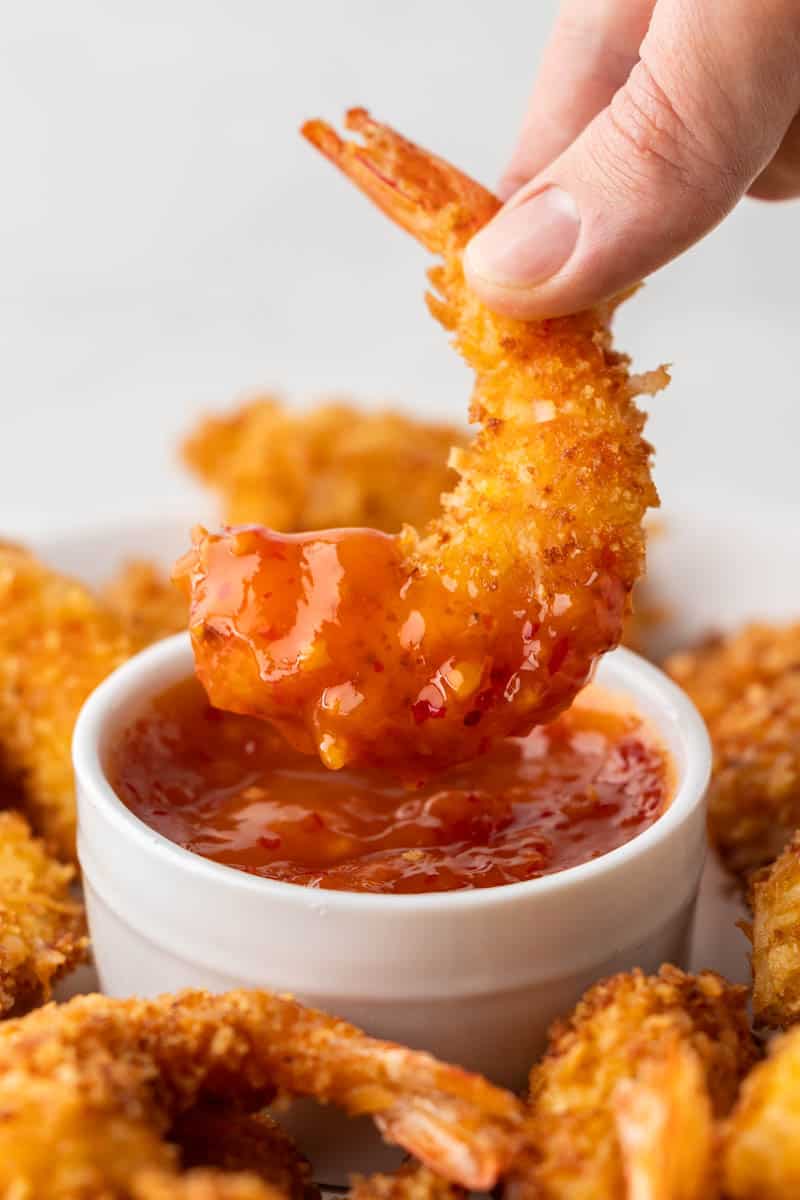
left=1, top=110, right=800, bottom=1199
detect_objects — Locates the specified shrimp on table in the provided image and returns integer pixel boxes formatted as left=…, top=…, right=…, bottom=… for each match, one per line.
left=175, top=110, right=666, bottom=773
left=505, top=965, right=757, bottom=1200
left=0, top=988, right=523, bottom=1197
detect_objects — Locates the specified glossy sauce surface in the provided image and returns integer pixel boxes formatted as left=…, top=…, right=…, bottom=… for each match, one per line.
left=110, top=677, right=672, bottom=894
left=175, top=525, right=627, bottom=774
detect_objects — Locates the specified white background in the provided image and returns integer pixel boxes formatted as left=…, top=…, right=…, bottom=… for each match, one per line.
left=1, top=0, right=798, bottom=536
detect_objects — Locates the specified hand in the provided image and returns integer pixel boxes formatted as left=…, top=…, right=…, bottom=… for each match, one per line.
left=464, top=0, right=800, bottom=318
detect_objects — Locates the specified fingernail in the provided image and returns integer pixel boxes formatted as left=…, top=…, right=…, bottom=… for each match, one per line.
left=465, top=186, right=580, bottom=289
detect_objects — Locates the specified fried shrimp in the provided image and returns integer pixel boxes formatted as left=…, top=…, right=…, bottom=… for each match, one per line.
left=723, top=1024, right=800, bottom=1199
left=172, top=1106, right=318, bottom=1200
left=176, top=110, right=664, bottom=773
left=750, top=831, right=800, bottom=1028
left=666, top=622, right=800, bottom=881
left=506, top=965, right=756, bottom=1200
left=183, top=397, right=465, bottom=534
left=0, top=544, right=135, bottom=859
left=0, top=988, right=524, bottom=1197
left=0, top=810, right=87, bottom=1016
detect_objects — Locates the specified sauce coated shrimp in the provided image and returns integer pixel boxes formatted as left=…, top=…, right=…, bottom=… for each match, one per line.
left=176, top=110, right=665, bottom=772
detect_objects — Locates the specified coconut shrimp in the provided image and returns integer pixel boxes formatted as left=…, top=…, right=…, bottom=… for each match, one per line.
left=175, top=110, right=665, bottom=773
left=723, top=1024, right=800, bottom=1199
left=0, top=810, right=87, bottom=1016
left=750, top=831, right=800, bottom=1028
left=505, top=966, right=756, bottom=1200
left=183, top=396, right=465, bottom=534
left=666, top=622, right=800, bottom=884
left=0, top=988, right=524, bottom=1197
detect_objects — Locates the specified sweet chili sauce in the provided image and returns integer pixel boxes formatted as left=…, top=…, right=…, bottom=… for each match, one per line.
left=109, top=677, right=672, bottom=895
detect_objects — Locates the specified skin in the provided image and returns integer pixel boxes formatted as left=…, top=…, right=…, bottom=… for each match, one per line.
left=464, top=0, right=800, bottom=318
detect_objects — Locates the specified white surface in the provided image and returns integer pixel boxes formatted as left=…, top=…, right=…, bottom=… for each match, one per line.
left=1, top=1, right=799, bottom=536
left=75, top=634, right=708, bottom=1179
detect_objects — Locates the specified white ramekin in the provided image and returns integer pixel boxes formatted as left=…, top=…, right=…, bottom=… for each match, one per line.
left=74, top=635, right=710, bottom=1091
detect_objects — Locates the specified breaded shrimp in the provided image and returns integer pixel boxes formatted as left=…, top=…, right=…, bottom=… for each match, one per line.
left=506, top=966, right=756, bottom=1200
left=177, top=110, right=665, bottom=773
left=750, top=831, right=800, bottom=1028
left=132, top=1169, right=285, bottom=1200
left=0, top=544, right=136, bottom=858
left=102, top=559, right=188, bottom=645
left=173, top=1106, right=318, bottom=1200
left=0, top=988, right=524, bottom=1197
left=613, top=1036, right=716, bottom=1200
left=0, top=810, right=87, bottom=1016
left=183, top=397, right=465, bottom=534
left=723, top=1024, right=800, bottom=1199
left=666, top=622, right=800, bottom=882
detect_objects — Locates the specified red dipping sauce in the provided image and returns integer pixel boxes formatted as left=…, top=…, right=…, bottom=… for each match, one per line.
left=109, top=678, right=672, bottom=895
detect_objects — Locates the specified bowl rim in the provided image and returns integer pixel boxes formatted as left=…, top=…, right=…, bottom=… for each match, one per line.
left=73, top=633, right=711, bottom=913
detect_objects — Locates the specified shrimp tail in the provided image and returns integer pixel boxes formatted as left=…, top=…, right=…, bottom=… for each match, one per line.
left=301, top=109, right=500, bottom=253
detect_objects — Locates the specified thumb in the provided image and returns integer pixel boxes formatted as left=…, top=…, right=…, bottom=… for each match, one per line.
left=465, top=0, right=800, bottom=318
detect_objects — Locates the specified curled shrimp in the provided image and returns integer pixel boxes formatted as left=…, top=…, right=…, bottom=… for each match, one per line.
left=0, top=988, right=523, bottom=1196
left=175, top=110, right=665, bottom=772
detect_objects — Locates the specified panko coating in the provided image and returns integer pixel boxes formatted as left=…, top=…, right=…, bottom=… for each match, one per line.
left=724, top=1023, right=800, bottom=1199
left=0, top=988, right=524, bottom=1197
left=506, top=965, right=756, bottom=1200
left=0, top=810, right=87, bottom=1016
left=666, top=622, right=800, bottom=881
left=102, top=559, right=188, bottom=645
left=183, top=397, right=465, bottom=534
left=0, top=544, right=135, bottom=860
left=751, top=831, right=800, bottom=1028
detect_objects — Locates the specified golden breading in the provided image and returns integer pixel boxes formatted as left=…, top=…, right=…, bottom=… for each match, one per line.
left=183, top=396, right=465, bottom=534
left=666, top=622, right=800, bottom=881
left=0, top=544, right=135, bottom=860
left=0, top=810, right=87, bottom=1015
left=349, top=1165, right=461, bottom=1200
left=507, top=965, right=757, bottom=1200
left=102, top=559, right=188, bottom=645
left=0, top=989, right=524, bottom=1197
left=751, top=831, right=800, bottom=1028
left=172, top=1106, right=318, bottom=1200
left=132, top=1169, right=283, bottom=1200
left=723, top=1024, right=800, bottom=1199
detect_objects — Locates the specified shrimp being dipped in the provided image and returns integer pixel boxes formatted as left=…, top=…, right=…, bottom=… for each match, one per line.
left=176, top=111, right=665, bottom=773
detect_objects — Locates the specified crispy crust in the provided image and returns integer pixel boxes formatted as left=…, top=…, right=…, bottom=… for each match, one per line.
left=507, top=966, right=757, bottom=1200
left=666, top=623, right=800, bottom=882
left=183, top=397, right=464, bottom=534
left=102, top=559, right=188, bottom=645
left=724, top=1025, right=800, bottom=1199
left=0, top=544, right=135, bottom=860
left=751, top=831, right=800, bottom=1028
left=132, top=1168, right=285, bottom=1200
left=0, top=810, right=87, bottom=1016
left=0, top=989, right=523, bottom=1196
